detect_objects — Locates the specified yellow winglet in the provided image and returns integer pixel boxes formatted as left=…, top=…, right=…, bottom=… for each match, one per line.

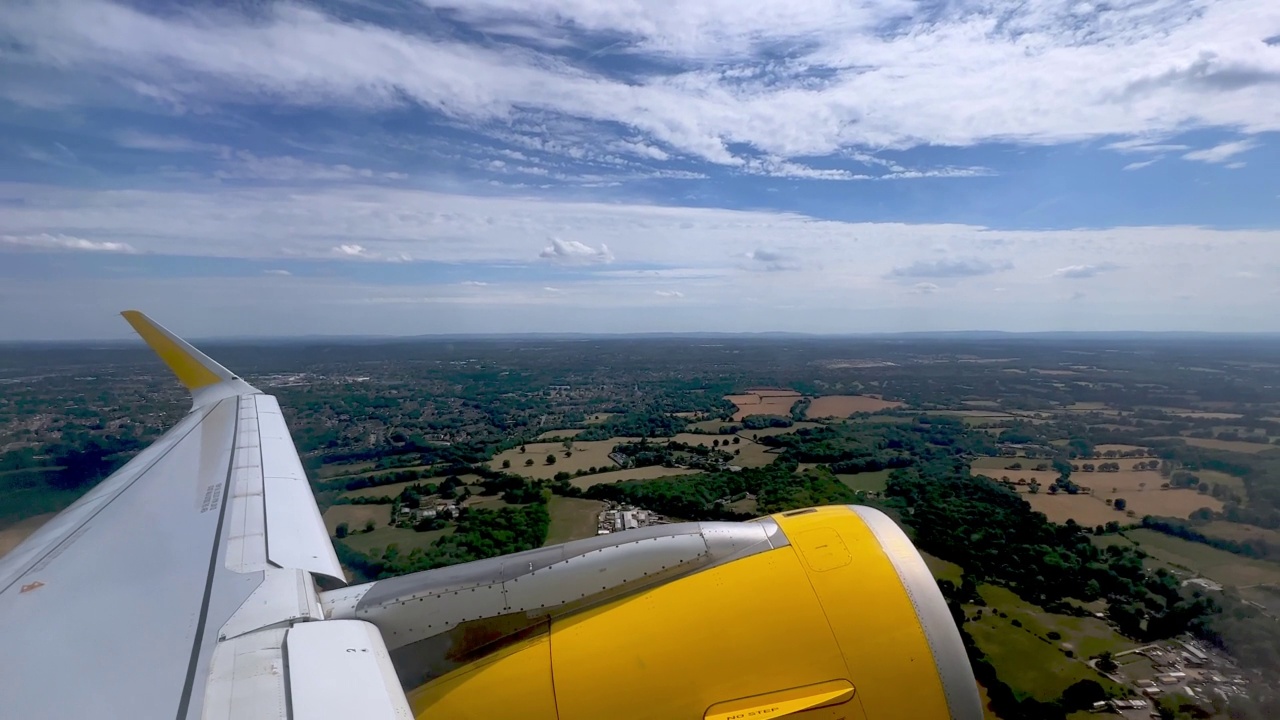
left=121, top=311, right=256, bottom=407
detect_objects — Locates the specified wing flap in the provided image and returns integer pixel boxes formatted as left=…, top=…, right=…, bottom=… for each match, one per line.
left=203, top=628, right=291, bottom=720
left=286, top=620, right=413, bottom=720
left=256, top=395, right=344, bottom=581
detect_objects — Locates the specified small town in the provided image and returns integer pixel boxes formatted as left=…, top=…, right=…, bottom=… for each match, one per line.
left=1091, top=637, right=1254, bottom=718
left=597, top=503, right=668, bottom=535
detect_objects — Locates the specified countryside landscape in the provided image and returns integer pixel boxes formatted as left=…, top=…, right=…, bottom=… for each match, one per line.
left=4, top=332, right=1280, bottom=719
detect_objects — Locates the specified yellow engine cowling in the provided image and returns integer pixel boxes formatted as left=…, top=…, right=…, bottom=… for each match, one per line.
left=405, top=506, right=980, bottom=720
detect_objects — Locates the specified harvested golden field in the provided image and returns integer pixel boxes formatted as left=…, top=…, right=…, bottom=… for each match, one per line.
left=1112, top=488, right=1222, bottom=517
left=805, top=395, right=903, bottom=418
left=970, top=457, right=1059, bottom=486
left=0, top=513, right=52, bottom=559
left=1022, top=484, right=1221, bottom=526
left=535, top=428, right=584, bottom=440
left=1093, top=444, right=1151, bottom=455
left=730, top=440, right=785, bottom=468
left=1199, top=521, right=1280, bottom=547
left=545, top=497, right=607, bottom=545
left=1153, top=437, right=1278, bottom=454
left=460, top=491, right=522, bottom=511
left=1165, top=411, right=1244, bottom=420
left=1063, top=401, right=1107, bottom=410
left=1022, top=493, right=1124, bottom=527
left=737, top=422, right=822, bottom=438
left=568, top=466, right=700, bottom=489
left=726, top=390, right=801, bottom=420
left=1074, top=470, right=1167, bottom=494
left=488, top=439, right=637, bottom=479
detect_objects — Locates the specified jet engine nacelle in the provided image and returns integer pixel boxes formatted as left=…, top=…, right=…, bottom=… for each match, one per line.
left=320, top=505, right=980, bottom=720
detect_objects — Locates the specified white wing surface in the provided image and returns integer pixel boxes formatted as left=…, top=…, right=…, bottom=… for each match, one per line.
left=0, top=311, right=411, bottom=720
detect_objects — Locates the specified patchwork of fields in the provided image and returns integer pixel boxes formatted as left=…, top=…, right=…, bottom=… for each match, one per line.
left=804, top=395, right=903, bottom=418
left=1021, top=486, right=1221, bottom=526
left=545, top=496, right=606, bottom=545
left=725, top=390, right=802, bottom=420
left=964, top=585, right=1127, bottom=702
left=0, top=512, right=53, bottom=558
left=970, top=457, right=1224, bottom=525
left=568, top=466, right=699, bottom=489
left=488, top=439, right=638, bottom=479
left=1153, top=436, right=1279, bottom=454
left=1120, top=529, right=1280, bottom=587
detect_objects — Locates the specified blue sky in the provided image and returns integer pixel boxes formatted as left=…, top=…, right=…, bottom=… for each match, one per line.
left=1, top=0, right=1278, bottom=339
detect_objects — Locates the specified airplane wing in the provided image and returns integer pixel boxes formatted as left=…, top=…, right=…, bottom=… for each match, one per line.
left=0, top=311, right=412, bottom=719
left=0, top=312, right=981, bottom=720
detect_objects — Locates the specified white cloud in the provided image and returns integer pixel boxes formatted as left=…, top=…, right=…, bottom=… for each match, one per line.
left=460, top=280, right=489, bottom=286
left=743, top=157, right=871, bottom=181
left=610, top=140, right=670, bottom=162
left=539, top=237, right=613, bottom=264
left=263, top=269, right=292, bottom=276
left=114, top=133, right=409, bottom=184
left=1183, top=139, right=1260, bottom=164
left=4, top=0, right=1278, bottom=166
left=3, top=181, right=1280, bottom=337
left=654, top=290, right=684, bottom=298
left=1124, top=159, right=1159, bottom=171
left=115, top=131, right=219, bottom=153
left=1105, top=139, right=1190, bottom=154
left=1, top=232, right=135, bottom=253
left=215, top=151, right=407, bottom=182
left=6, top=183, right=1280, bottom=283
left=911, top=282, right=940, bottom=294
left=888, top=258, right=1012, bottom=279
left=1226, top=161, right=1247, bottom=169
left=334, top=244, right=370, bottom=257
left=1051, top=263, right=1121, bottom=279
